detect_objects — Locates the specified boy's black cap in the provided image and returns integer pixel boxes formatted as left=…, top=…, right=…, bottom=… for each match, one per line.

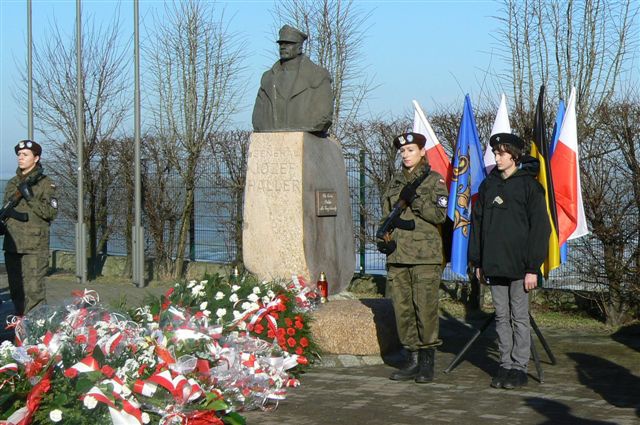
left=15, top=139, right=42, bottom=157
left=489, top=133, right=524, bottom=150
left=393, top=132, right=426, bottom=150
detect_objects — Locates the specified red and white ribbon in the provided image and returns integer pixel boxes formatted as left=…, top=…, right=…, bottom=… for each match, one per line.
left=64, top=355, right=100, bottom=377
left=71, top=289, right=100, bottom=306
left=0, top=363, right=18, bottom=374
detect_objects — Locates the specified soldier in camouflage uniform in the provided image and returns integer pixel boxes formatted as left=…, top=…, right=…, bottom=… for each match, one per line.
left=379, top=132, right=448, bottom=383
left=1, top=140, right=57, bottom=315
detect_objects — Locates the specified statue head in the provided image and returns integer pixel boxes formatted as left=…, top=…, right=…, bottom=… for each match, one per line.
left=277, top=25, right=307, bottom=62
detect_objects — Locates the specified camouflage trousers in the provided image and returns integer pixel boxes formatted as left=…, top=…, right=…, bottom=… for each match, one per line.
left=387, top=264, right=442, bottom=351
left=4, top=251, right=48, bottom=316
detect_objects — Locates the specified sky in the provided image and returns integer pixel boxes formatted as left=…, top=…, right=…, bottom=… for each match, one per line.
left=1, top=0, right=515, bottom=177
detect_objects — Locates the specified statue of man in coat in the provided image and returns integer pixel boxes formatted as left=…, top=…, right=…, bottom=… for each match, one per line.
left=252, top=25, right=334, bottom=136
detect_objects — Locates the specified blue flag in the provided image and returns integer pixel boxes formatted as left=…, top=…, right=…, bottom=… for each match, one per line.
left=550, top=100, right=567, bottom=263
left=447, top=95, right=486, bottom=277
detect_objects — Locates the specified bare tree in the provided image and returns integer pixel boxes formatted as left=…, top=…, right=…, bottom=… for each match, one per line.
left=495, top=0, right=639, bottom=136
left=206, top=130, right=252, bottom=266
left=579, top=94, right=640, bottom=325
left=273, top=0, right=375, bottom=139
left=496, top=0, right=640, bottom=325
left=144, top=0, right=246, bottom=278
left=16, top=12, right=131, bottom=278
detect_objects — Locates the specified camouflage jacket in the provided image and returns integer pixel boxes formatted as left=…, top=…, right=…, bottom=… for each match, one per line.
left=3, top=165, right=57, bottom=254
left=381, top=163, right=448, bottom=265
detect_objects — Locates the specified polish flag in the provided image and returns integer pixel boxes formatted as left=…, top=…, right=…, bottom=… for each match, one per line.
left=413, top=100, right=452, bottom=188
left=485, top=94, right=511, bottom=173
left=550, top=87, right=589, bottom=244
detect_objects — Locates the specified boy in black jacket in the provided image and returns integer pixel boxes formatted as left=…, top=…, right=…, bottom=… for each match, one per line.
left=468, top=133, right=551, bottom=389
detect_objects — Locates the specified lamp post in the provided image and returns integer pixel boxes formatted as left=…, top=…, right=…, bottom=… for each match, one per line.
left=132, top=0, right=145, bottom=287
left=75, top=0, right=87, bottom=284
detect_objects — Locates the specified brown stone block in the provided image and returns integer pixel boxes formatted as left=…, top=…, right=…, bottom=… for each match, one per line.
left=310, top=299, right=401, bottom=356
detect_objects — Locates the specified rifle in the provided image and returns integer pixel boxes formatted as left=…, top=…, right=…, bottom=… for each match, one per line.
left=0, top=168, right=45, bottom=234
left=376, top=164, right=431, bottom=254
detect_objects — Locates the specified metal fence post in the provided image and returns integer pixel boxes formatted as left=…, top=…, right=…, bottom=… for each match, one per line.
left=359, top=149, right=366, bottom=275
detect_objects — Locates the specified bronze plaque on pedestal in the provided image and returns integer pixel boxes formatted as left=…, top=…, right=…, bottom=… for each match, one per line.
left=316, top=190, right=338, bottom=216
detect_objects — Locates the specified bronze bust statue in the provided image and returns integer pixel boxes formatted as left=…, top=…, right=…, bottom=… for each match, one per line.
left=252, top=25, right=334, bottom=135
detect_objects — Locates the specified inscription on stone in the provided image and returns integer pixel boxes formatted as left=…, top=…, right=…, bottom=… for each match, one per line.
left=247, top=146, right=301, bottom=193
left=316, top=191, right=338, bottom=216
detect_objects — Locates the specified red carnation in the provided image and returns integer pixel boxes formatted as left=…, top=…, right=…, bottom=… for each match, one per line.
left=286, top=327, right=296, bottom=336
left=287, top=337, right=296, bottom=348
left=285, top=318, right=293, bottom=327
left=254, top=323, right=264, bottom=334
left=267, top=329, right=276, bottom=339
left=101, top=365, right=115, bottom=378
left=300, top=337, right=309, bottom=348
left=296, top=356, right=309, bottom=365
left=295, top=347, right=304, bottom=355
left=294, top=320, right=304, bottom=329
left=64, top=368, right=78, bottom=379
left=276, top=328, right=286, bottom=337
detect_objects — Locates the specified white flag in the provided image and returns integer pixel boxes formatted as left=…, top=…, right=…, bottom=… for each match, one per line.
left=485, top=94, right=511, bottom=173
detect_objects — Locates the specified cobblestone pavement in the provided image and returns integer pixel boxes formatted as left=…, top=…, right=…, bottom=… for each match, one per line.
left=1, top=270, right=638, bottom=425
left=242, top=326, right=640, bottom=425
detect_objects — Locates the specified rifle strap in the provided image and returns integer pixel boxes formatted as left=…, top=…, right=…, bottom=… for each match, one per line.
left=6, top=209, right=28, bottom=222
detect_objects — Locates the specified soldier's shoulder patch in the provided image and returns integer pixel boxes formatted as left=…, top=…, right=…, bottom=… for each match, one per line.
left=437, top=196, right=448, bottom=208
left=51, top=198, right=58, bottom=209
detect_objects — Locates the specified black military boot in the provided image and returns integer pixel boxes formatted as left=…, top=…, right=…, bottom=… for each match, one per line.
left=389, top=351, right=419, bottom=381
left=414, top=348, right=435, bottom=383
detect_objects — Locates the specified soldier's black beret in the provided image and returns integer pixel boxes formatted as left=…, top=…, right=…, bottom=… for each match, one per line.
left=489, top=133, right=524, bottom=150
left=15, top=139, right=42, bottom=157
left=393, top=132, right=426, bottom=150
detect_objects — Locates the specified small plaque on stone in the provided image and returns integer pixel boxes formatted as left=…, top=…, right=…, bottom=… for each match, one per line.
left=316, top=190, right=338, bottom=216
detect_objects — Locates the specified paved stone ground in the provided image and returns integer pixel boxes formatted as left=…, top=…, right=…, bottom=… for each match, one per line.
left=1, top=270, right=639, bottom=424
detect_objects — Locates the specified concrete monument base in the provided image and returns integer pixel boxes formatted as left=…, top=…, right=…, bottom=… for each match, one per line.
left=242, top=132, right=355, bottom=294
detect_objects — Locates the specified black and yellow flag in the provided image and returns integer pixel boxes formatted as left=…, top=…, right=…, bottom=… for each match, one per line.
left=530, top=86, right=560, bottom=277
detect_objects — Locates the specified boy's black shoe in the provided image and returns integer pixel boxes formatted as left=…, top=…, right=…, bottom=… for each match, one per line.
left=490, top=367, right=510, bottom=388
left=502, top=369, right=528, bottom=389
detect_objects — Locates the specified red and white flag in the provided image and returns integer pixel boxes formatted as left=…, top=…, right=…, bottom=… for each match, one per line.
left=485, top=94, right=511, bottom=174
left=550, top=87, right=589, bottom=243
left=412, top=100, right=452, bottom=188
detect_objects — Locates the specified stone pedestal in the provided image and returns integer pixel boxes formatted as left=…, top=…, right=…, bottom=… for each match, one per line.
left=242, top=132, right=355, bottom=294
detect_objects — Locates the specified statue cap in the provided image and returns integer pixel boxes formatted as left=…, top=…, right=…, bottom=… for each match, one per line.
left=277, top=25, right=308, bottom=43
